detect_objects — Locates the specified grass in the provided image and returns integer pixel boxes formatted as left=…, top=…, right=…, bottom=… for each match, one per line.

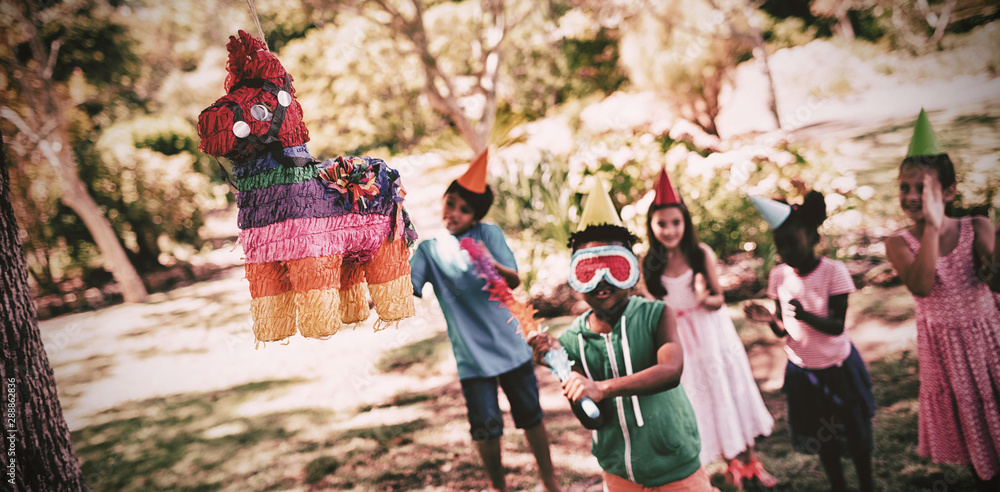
left=67, top=279, right=976, bottom=491
left=72, top=318, right=983, bottom=491
left=373, top=330, right=449, bottom=374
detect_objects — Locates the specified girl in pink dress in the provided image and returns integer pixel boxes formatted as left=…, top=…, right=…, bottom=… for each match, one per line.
left=884, top=112, right=1000, bottom=491
left=643, top=169, right=777, bottom=489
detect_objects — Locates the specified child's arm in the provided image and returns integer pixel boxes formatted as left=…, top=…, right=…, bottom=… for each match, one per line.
left=788, top=294, right=848, bottom=336
left=885, top=174, right=945, bottom=297
left=491, top=260, right=521, bottom=290
left=743, top=301, right=787, bottom=337
left=410, top=243, right=428, bottom=298
left=969, top=215, right=997, bottom=291
left=696, top=243, right=725, bottom=310
left=562, top=304, right=683, bottom=403
left=525, top=331, right=558, bottom=368
left=994, top=218, right=1000, bottom=291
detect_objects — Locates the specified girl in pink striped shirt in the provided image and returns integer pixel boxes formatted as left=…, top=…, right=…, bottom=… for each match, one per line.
left=744, top=191, right=875, bottom=492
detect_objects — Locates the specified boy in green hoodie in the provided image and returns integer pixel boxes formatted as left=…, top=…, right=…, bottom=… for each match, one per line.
left=528, top=180, right=713, bottom=491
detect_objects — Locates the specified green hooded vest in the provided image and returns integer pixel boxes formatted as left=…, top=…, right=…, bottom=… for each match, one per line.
left=559, top=297, right=702, bottom=487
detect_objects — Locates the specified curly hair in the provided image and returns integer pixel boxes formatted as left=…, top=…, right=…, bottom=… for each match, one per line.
left=568, top=224, right=638, bottom=251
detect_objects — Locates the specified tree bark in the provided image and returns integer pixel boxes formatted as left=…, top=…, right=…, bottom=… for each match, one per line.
left=927, top=0, right=956, bottom=49
left=6, top=0, right=147, bottom=303
left=744, top=1, right=781, bottom=130
left=364, top=0, right=503, bottom=154
left=835, top=9, right=855, bottom=40
left=0, top=134, right=89, bottom=490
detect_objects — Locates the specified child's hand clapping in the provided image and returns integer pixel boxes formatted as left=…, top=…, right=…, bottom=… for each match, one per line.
left=743, top=302, right=774, bottom=323
left=789, top=299, right=808, bottom=321
left=694, top=272, right=708, bottom=304
left=922, top=173, right=945, bottom=230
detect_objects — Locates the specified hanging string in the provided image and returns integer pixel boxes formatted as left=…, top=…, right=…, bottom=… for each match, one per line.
left=245, top=0, right=268, bottom=50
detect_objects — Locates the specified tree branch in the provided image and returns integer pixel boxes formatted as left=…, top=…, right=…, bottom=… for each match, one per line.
left=928, top=0, right=956, bottom=48
left=0, top=107, right=38, bottom=138
left=43, top=39, right=62, bottom=81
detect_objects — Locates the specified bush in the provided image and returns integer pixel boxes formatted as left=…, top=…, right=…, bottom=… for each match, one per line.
left=490, top=104, right=867, bottom=294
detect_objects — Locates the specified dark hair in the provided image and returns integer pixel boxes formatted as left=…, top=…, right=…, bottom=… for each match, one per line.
left=568, top=224, right=637, bottom=251
left=642, top=202, right=707, bottom=298
left=774, top=190, right=827, bottom=246
left=445, top=180, right=494, bottom=221
left=899, top=154, right=956, bottom=190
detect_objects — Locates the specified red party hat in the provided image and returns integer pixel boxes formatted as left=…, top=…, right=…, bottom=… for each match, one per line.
left=653, top=167, right=681, bottom=205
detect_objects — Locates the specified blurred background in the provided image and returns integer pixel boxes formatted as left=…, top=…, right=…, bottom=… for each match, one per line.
left=2, top=0, right=998, bottom=311
left=2, top=0, right=999, bottom=490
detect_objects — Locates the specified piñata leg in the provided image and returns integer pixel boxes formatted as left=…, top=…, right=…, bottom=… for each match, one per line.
left=340, top=261, right=370, bottom=325
left=363, top=238, right=415, bottom=330
left=286, top=254, right=343, bottom=338
left=246, top=261, right=297, bottom=342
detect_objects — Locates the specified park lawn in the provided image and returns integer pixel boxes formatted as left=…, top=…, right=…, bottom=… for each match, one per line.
left=69, top=284, right=984, bottom=491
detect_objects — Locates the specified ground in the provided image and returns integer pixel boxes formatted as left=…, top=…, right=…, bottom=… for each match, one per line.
left=39, top=74, right=1000, bottom=490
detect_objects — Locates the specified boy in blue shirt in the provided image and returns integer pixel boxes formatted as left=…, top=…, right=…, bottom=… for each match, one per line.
left=409, top=150, right=560, bottom=492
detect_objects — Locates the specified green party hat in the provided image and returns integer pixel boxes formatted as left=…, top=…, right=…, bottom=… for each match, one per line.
left=907, top=109, right=945, bottom=157
left=576, top=179, right=623, bottom=231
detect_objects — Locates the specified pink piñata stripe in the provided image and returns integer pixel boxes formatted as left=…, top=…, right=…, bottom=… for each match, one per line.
left=240, top=214, right=391, bottom=264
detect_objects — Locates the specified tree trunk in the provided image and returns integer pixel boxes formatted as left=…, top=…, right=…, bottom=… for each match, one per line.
left=371, top=0, right=502, bottom=154
left=835, top=10, right=855, bottom=40
left=0, top=135, right=89, bottom=490
left=36, top=138, right=148, bottom=303
left=744, top=1, right=781, bottom=130
left=8, top=0, right=148, bottom=303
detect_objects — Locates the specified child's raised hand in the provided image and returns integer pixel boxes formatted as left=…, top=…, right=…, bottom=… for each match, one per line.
left=743, top=302, right=774, bottom=323
left=694, top=272, right=708, bottom=302
left=922, top=173, right=946, bottom=229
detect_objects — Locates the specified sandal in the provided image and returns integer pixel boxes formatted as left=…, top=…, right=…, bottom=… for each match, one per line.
left=743, top=457, right=779, bottom=488
left=725, top=459, right=745, bottom=490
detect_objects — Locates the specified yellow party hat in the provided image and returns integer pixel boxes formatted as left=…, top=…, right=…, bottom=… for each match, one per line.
left=576, top=179, right=623, bottom=232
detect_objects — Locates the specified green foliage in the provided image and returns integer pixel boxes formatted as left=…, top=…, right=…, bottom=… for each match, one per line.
left=760, top=13, right=821, bottom=49
left=280, top=19, right=435, bottom=156
left=91, top=116, right=222, bottom=267
left=617, top=0, right=758, bottom=134
left=490, top=150, right=578, bottom=291
left=558, top=28, right=629, bottom=101
left=26, top=2, right=140, bottom=87
left=490, top=108, right=867, bottom=291
left=305, top=456, right=340, bottom=483
left=491, top=151, right=575, bottom=250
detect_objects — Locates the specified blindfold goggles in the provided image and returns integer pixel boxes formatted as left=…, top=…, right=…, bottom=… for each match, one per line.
left=569, top=245, right=639, bottom=293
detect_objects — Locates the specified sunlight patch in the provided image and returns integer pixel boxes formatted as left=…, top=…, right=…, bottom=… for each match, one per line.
left=203, top=421, right=247, bottom=439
